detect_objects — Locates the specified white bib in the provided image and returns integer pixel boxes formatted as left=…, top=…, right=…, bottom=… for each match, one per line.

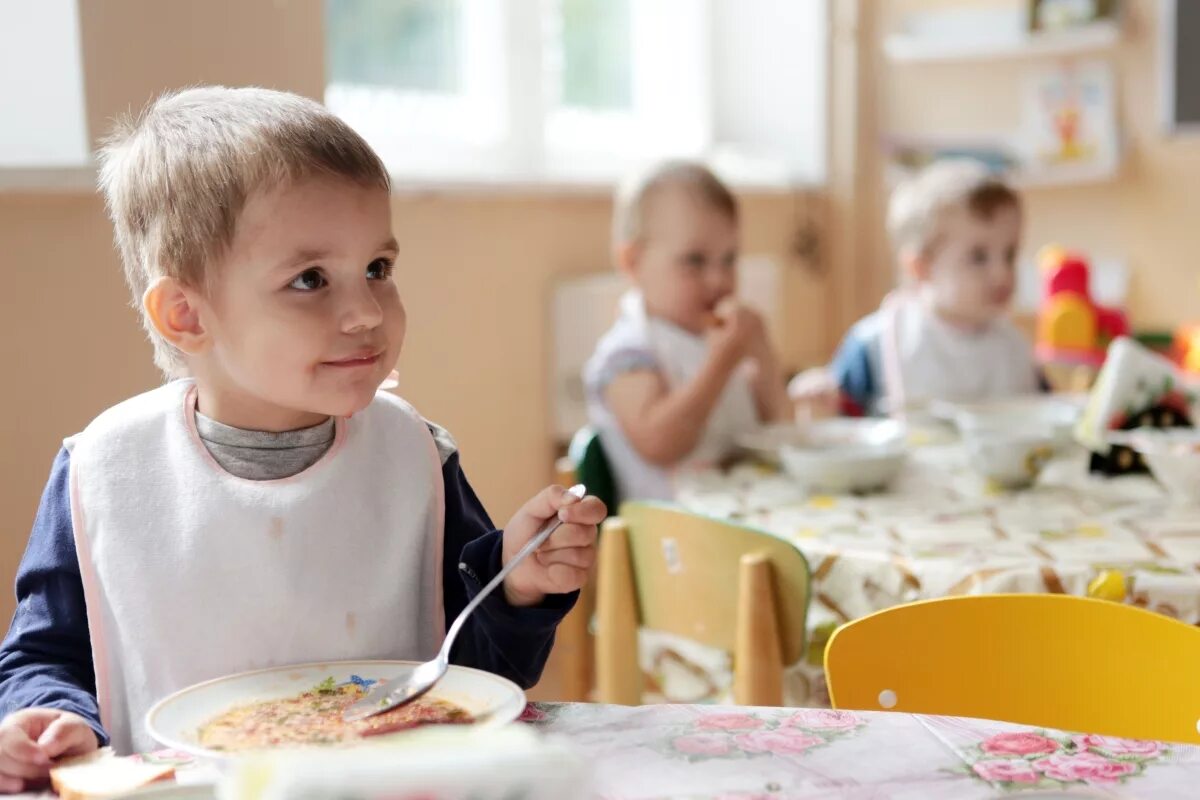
left=879, top=293, right=1038, bottom=411
left=66, top=381, right=444, bottom=753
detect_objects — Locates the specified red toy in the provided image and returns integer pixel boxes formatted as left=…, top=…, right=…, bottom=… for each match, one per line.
left=1036, top=245, right=1130, bottom=367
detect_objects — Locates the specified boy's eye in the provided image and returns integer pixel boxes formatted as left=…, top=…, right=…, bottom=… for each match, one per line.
left=288, top=268, right=327, bottom=291
left=1004, top=246, right=1018, bottom=266
left=683, top=252, right=706, bottom=270
left=969, top=246, right=988, bottom=266
left=367, top=258, right=395, bottom=281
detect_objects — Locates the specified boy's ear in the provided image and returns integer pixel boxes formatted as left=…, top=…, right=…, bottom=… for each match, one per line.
left=142, top=276, right=210, bottom=356
left=900, top=248, right=931, bottom=282
left=614, top=240, right=641, bottom=279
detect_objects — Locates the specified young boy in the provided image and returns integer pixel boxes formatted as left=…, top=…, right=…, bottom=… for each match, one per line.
left=584, top=161, right=790, bottom=501
left=791, top=159, right=1039, bottom=416
left=0, top=86, right=603, bottom=787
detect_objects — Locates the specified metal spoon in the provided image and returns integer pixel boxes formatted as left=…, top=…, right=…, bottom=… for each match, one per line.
left=343, top=483, right=587, bottom=722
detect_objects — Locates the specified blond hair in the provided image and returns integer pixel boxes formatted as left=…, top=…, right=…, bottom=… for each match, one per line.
left=97, top=85, right=390, bottom=376
left=612, top=160, right=737, bottom=246
left=886, top=159, right=1021, bottom=261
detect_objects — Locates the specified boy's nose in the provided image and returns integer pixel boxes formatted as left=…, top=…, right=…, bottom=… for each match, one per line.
left=340, top=286, right=384, bottom=333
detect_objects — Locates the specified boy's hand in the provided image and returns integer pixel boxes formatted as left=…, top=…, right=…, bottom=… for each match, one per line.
left=707, top=300, right=767, bottom=363
left=788, top=367, right=840, bottom=420
left=501, top=485, right=606, bottom=608
left=0, top=709, right=98, bottom=793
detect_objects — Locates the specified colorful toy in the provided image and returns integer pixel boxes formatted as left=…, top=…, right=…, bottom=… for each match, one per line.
left=1076, top=338, right=1195, bottom=476
left=1177, top=324, right=1200, bottom=375
left=1036, top=245, right=1130, bottom=368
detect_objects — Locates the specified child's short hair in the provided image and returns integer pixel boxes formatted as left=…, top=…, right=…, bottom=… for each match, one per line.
left=886, top=159, right=1021, bottom=262
left=98, top=85, right=390, bottom=376
left=612, top=160, right=737, bottom=246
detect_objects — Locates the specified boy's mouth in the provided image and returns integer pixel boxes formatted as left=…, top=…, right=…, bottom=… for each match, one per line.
left=323, top=350, right=383, bottom=368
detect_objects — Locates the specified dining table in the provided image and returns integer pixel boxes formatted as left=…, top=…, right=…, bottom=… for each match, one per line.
left=20, top=702, right=1200, bottom=799
left=634, top=439, right=1200, bottom=708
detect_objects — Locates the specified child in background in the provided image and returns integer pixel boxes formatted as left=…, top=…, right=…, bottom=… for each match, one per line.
left=584, top=161, right=791, bottom=501
left=791, top=160, right=1039, bottom=416
left=0, top=86, right=604, bottom=785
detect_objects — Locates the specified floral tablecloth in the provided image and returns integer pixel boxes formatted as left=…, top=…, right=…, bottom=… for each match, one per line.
left=638, top=445, right=1200, bottom=707
left=524, top=703, right=1200, bottom=799
left=20, top=704, right=1200, bottom=798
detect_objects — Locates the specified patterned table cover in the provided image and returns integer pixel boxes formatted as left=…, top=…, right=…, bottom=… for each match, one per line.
left=638, top=445, right=1200, bottom=707
left=524, top=703, right=1200, bottom=799
left=37, top=704, right=1198, bottom=799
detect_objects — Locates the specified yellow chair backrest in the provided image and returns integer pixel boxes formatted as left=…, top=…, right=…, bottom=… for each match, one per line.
left=825, top=594, right=1200, bottom=743
left=595, top=501, right=810, bottom=705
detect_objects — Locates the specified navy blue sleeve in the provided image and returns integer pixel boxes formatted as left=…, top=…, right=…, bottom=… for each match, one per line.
left=830, top=325, right=877, bottom=415
left=0, top=448, right=106, bottom=744
left=441, top=453, right=576, bottom=689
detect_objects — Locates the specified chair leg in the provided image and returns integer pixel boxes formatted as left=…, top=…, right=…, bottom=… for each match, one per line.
left=553, top=571, right=596, bottom=701
left=734, top=553, right=784, bottom=706
left=595, top=518, right=641, bottom=704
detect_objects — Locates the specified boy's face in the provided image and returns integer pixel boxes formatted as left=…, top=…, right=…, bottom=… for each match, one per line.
left=195, top=176, right=404, bottom=429
left=919, top=203, right=1021, bottom=328
left=626, top=189, right=739, bottom=335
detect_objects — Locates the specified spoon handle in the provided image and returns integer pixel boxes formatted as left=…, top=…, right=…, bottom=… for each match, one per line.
left=440, top=484, right=587, bottom=658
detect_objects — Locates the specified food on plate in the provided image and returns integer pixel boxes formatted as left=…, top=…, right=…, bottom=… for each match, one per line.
left=198, top=677, right=472, bottom=751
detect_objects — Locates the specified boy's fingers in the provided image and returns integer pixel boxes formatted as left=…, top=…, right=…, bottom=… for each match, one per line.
left=521, top=485, right=568, bottom=523
left=544, top=563, right=588, bottom=591
left=0, top=752, right=46, bottom=781
left=0, top=774, right=23, bottom=794
left=542, top=523, right=598, bottom=551
left=556, top=496, right=605, bottom=524
left=0, top=729, right=47, bottom=767
left=38, top=718, right=96, bottom=760
left=537, top=546, right=595, bottom=571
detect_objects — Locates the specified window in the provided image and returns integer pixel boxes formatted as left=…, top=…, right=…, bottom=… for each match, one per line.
left=325, top=0, right=827, bottom=187
left=0, top=0, right=89, bottom=168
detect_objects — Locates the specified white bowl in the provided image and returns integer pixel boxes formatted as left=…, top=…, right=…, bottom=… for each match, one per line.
left=964, top=430, right=1057, bottom=489
left=777, top=419, right=907, bottom=493
left=1125, top=429, right=1200, bottom=503
left=937, top=395, right=1083, bottom=450
left=735, top=422, right=813, bottom=466
left=145, top=660, right=526, bottom=760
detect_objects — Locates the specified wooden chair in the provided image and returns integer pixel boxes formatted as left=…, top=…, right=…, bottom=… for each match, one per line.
left=825, top=594, right=1200, bottom=743
left=595, top=502, right=810, bottom=706
left=538, top=429, right=616, bottom=701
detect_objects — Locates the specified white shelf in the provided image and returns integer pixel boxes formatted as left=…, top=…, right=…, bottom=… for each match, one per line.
left=884, top=20, right=1119, bottom=64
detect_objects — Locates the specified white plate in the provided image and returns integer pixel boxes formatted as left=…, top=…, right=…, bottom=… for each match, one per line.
left=145, top=660, right=526, bottom=760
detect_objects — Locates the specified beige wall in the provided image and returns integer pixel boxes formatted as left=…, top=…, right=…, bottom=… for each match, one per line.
left=876, top=0, right=1200, bottom=328
left=0, top=1, right=829, bottom=627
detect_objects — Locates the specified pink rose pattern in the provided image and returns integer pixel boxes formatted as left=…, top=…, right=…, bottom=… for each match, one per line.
left=972, top=759, right=1040, bottom=784
left=734, top=729, right=824, bottom=755
left=967, top=728, right=1169, bottom=790
left=1072, top=734, right=1164, bottom=758
left=672, top=733, right=735, bottom=757
left=668, top=710, right=865, bottom=762
left=785, top=709, right=863, bottom=731
left=696, top=713, right=766, bottom=731
left=1034, top=752, right=1138, bottom=785
left=980, top=732, right=1060, bottom=757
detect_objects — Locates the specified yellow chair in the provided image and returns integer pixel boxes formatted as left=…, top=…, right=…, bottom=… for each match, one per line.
left=825, top=594, right=1200, bottom=743
left=595, top=502, right=810, bottom=706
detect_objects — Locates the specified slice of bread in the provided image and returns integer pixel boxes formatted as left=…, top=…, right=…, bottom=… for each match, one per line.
left=49, top=749, right=175, bottom=800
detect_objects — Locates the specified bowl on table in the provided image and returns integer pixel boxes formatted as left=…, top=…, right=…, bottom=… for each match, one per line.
left=963, top=428, right=1057, bottom=489
left=772, top=419, right=908, bottom=494
left=933, top=395, right=1083, bottom=452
